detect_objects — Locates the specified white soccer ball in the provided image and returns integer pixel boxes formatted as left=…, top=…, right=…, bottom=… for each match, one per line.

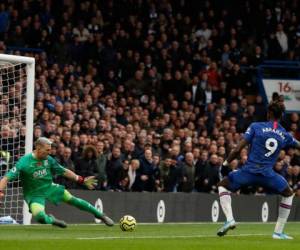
left=119, top=215, right=137, bottom=231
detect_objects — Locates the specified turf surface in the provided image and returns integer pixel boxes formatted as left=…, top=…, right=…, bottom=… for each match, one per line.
left=0, top=222, right=299, bottom=250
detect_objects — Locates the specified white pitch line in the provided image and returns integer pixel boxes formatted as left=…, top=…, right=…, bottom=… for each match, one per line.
left=77, top=233, right=270, bottom=240
left=69, top=221, right=300, bottom=226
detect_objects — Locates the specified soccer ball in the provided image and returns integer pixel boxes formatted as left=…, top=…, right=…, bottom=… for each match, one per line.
left=119, top=215, right=136, bottom=231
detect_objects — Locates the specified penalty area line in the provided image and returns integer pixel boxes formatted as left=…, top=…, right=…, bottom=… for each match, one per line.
left=77, top=233, right=269, bottom=240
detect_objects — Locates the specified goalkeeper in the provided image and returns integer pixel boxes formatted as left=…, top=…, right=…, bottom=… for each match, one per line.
left=0, top=137, right=114, bottom=228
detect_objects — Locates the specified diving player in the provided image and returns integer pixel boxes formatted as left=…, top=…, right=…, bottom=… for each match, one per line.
left=0, top=137, right=114, bottom=228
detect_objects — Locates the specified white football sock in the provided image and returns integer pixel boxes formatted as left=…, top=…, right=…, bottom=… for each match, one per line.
left=274, top=195, right=294, bottom=234
left=218, top=186, right=234, bottom=222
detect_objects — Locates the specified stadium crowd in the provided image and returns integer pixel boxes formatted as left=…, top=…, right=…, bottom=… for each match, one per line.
left=0, top=0, right=300, bottom=194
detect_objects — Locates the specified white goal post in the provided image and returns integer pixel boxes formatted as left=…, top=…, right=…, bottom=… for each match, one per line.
left=0, top=54, right=35, bottom=225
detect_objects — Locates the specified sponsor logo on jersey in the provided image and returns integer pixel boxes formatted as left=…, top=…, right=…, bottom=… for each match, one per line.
left=33, top=169, right=47, bottom=178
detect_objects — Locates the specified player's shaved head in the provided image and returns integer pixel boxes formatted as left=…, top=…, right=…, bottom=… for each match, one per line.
left=34, top=137, right=53, bottom=160
left=35, top=137, right=53, bottom=148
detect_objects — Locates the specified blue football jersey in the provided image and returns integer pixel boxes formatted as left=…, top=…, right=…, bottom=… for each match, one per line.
left=242, top=121, right=297, bottom=175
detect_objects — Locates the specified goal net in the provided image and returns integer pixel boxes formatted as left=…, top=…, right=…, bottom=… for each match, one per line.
left=0, top=54, right=35, bottom=224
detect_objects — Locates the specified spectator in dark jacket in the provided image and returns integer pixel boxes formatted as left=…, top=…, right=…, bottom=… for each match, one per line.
left=195, top=154, right=220, bottom=193
left=56, top=146, right=76, bottom=188
left=106, top=146, right=123, bottom=190
left=180, top=152, right=196, bottom=192
left=188, top=76, right=206, bottom=108
left=195, top=150, right=209, bottom=189
left=75, top=145, right=98, bottom=187
left=132, top=149, right=155, bottom=191
left=95, top=141, right=108, bottom=190
left=159, top=157, right=183, bottom=192
left=122, top=139, right=135, bottom=161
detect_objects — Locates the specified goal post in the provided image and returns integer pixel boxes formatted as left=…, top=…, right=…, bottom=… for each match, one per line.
left=0, top=54, right=35, bottom=225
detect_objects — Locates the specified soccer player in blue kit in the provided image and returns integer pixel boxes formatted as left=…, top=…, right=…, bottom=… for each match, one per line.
left=217, top=100, right=300, bottom=239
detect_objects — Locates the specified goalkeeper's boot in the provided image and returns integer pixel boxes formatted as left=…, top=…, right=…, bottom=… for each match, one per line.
left=96, top=213, right=114, bottom=227
left=50, top=215, right=67, bottom=228
left=217, top=220, right=236, bottom=237
left=272, top=233, right=293, bottom=240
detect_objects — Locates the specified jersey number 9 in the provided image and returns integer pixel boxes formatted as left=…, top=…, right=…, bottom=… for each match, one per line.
left=265, top=138, right=278, bottom=157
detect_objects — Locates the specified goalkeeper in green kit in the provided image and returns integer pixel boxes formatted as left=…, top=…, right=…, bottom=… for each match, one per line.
left=0, top=137, right=114, bottom=228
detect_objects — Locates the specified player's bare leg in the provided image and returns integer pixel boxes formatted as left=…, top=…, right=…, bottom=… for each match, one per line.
left=217, top=178, right=236, bottom=236
left=273, top=187, right=294, bottom=240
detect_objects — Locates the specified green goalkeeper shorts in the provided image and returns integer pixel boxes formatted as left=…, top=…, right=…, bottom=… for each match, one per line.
left=26, top=183, right=65, bottom=208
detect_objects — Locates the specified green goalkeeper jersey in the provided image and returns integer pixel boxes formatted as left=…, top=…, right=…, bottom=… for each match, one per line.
left=5, top=153, right=66, bottom=199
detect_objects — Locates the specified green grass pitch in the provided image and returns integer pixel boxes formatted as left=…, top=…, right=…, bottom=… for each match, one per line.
left=0, top=222, right=300, bottom=250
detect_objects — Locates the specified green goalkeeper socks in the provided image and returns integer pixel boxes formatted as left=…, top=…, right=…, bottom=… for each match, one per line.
left=67, top=196, right=103, bottom=218
left=35, top=211, right=54, bottom=224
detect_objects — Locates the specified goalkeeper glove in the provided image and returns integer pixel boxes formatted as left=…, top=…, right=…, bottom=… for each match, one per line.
left=77, top=176, right=98, bottom=190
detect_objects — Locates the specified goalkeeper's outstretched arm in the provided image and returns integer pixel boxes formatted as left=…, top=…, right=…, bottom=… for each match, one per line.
left=63, top=169, right=98, bottom=190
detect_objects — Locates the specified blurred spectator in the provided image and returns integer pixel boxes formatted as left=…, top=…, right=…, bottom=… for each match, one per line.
left=75, top=145, right=98, bottom=179
left=195, top=154, right=220, bottom=193
left=180, top=152, right=196, bottom=192
left=106, top=146, right=123, bottom=190
left=1, top=0, right=299, bottom=195
left=128, top=159, right=140, bottom=191
left=159, top=157, right=183, bottom=192
left=95, top=141, right=108, bottom=190
left=132, top=149, right=155, bottom=191
left=56, top=147, right=76, bottom=189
